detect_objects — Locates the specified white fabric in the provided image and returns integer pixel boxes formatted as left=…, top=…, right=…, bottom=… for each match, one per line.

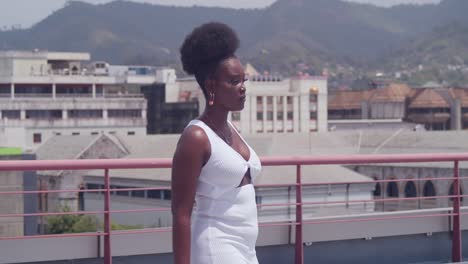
left=187, top=119, right=262, bottom=264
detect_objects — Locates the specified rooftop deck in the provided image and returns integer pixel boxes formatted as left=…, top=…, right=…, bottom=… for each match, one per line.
left=0, top=153, right=467, bottom=264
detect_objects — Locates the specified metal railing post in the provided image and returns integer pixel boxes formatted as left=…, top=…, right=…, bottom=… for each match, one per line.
left=104, top=169, right=112, bottom=264
left=295, top=165, right=304, bottom=264
left=452, top=161, right=462, bottom=262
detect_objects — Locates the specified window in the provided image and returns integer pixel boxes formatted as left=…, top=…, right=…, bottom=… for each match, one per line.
left=277, top=111, right=284, bottom=120
left=257, top=112, right=263, bottom=121
left=267, top=96, right=273, bottom=105
left=147, top=190, right=160, bottom=199
left=374, top=182, right=381, bottom=196
left=449, top=183, right=464, bottom=201
left=54, top=132, right=61, bottom=136
left=287, top=96, right=293, bottom=104
left=108, top=109, right=141, bottom=118
left=26, top=110, right=62, bottom=119
left=86, top=183, right=101, bottom=190
left=33, top=133, right=42, bottom=144
left=310, top=111, right=317, bottom=120
left=68, top=110, right=103, bottom=118
left=231, top=112, right=240, bottom=121
left=423, top=181, right=436, bottom=197
left=72, top=132, right=80, bottom=136
left=115, top=186, right=130, bottom=196
left=163, top=190, right=171, bottom=200
left=2, top=110, right=20, bottom=119
left=287, top=111, right=293, bottom=120
left=256, top=96, right=263, bottom=104
left=132, top=189, right=145, bottom=198
left=386, top=181, right=399, bottom=197
left=127, top=131, right=135, bottom=136
left=255, top=196, right=262, bottom=205
left=309, top=93, right=317, bottom=102
left=91, top=132, right=99, bottom=135
left=404, top=181, right=417, bottom=197
left=267, top=111, right=273, bottom=121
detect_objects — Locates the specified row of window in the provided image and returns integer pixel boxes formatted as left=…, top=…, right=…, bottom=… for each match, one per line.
left=255, top=94, right=318, bottom=106
left=33, top=131, right=136, bottom=143
left=256, top=111, right=317, bottom=121
left=85, top=183, right=264, bottom=205
left=0, top=86, right=103, bottom=94
left=2, top=109, right=142, bottom=119
left=374, top=180, right=463, bottom=201
left=409, top=108, right=450, bottom=114
left=86, top=183, right=171, bottom=200
left=220, top=110, right=319, bottom=122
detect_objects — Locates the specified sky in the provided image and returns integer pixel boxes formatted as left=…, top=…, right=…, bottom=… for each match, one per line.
left=0, top=0, right=442, bottom=29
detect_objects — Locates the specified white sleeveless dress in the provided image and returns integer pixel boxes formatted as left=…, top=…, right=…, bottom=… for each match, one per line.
left=187, top=119, right=262, bottom=264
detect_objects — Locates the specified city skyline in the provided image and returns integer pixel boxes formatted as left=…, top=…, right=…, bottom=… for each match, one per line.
left=0, top=0, right=441, bottom=29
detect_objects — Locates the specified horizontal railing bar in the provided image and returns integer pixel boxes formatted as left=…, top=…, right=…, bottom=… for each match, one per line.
left=0, top=187, right=170, bottom=195
left=301, top=194, right=468, bottom=206
left=2, top=175, right=467, bottom=196
left=1, top=153, right=468, bottom=171
left=261, top=153, right=468, bottom=166
left=0, top=158, right=172, bottom=171
left=301, top=176, right=468, bottom=187
left=0, top=210, right=104, bottom=218
left=304, top=212, right=455, bottom=225
left=0, top=232, right=107, bottom=240
left=112, top=228, right=172, bottom=235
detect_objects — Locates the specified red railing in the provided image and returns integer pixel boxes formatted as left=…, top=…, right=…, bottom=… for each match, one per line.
left=0, top=153, right=467, bottom=264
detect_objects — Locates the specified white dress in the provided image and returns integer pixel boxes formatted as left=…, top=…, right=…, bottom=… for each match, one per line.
left=188, top=119, right=262, bottom=264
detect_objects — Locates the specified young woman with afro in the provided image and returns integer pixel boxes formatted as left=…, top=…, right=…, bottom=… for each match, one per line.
left=171, top=22, right=262, bottom=264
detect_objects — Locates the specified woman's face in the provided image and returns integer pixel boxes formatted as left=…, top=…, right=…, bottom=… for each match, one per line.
left=211, top=56, right=247, bottom=111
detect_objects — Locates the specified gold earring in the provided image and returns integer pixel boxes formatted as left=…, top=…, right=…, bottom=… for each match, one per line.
left=209, top=92, right=214, bottom=106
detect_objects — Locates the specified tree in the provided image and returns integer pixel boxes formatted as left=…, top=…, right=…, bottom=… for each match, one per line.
left=46, top=206, right=96, bottom=234
left=46, top=206, right=142, bottom=234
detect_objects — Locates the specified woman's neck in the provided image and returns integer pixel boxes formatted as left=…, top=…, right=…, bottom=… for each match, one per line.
left=202, top=107, right=229, bottom=128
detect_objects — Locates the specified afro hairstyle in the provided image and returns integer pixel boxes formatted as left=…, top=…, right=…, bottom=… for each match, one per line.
left=180, top=22, right=240, bottom=93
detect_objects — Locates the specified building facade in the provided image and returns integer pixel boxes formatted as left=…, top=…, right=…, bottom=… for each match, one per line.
left=328, top=83, right=468, bottom=131
left=166, top=73, right=329, bottom=134
left=0, top=50, right=179, bottom=149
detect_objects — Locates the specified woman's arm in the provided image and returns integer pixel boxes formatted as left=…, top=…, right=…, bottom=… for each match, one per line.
left=171, top=126, right=209, bottom=264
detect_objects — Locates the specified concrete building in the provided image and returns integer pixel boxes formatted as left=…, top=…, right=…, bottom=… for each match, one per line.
left=0, top=50, right=178, bottom=150
left=328, top=83, right=468, bottom=131
left=166, top=68, right=329, bottom=134
left=0, top=151, right=36, bottom=238
left=3, top=130, right=468, bottom=263
left=35, top=133, right=373, bottom=228
left=32, top=129, right=468, bottom=238
left=35, top=134, right=128, bottom=213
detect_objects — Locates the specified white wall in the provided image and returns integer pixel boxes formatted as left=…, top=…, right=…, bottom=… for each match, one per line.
left=13, top=58, right=47, bottom=76
left=0, top=57, right=13, bottom=76
left=0, top=127, right=27, bottom=150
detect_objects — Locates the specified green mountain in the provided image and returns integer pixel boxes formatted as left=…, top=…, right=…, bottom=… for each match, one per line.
left=385, top=22, right=468, bottom=69
left=0, top=0, right=467, bottom=75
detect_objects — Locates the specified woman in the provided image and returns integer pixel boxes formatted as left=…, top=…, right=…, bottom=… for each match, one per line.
left=171, top=22, right=262, bottom=264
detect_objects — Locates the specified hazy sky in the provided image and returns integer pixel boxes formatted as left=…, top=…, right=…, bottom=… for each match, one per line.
left=0, top=0, right=442, bottom=29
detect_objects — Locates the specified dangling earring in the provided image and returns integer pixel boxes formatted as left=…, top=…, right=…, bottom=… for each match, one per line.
left=209, top=92, right=215, bottom=106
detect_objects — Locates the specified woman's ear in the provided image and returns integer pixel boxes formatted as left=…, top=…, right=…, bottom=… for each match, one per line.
left=205, top=79, right=215, bottom=94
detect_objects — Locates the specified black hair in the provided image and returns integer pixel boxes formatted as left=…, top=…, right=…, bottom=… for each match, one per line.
left=180, top=22, right=240, bottom=97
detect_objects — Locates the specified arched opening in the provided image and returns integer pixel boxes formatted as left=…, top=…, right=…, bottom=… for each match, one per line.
left=386, top=181, right=399, bottom=197
left=423, top=181, right=436, bottom=197
left=449, top=183, right=464, bottom=201
left=404, top=181, right=417, bottom=197
left=421, top=180, right=437, bottom=209
left=374, top=182, right=381, bottom=197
